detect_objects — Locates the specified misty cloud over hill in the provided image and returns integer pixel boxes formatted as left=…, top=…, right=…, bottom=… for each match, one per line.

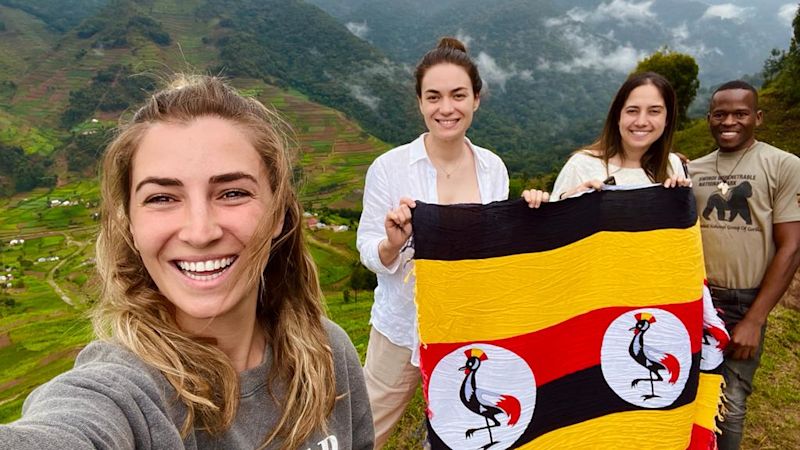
left=312, top=0, right=797, bottom=85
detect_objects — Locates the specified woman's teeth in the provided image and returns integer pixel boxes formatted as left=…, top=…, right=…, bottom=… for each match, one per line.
left=176, top=257, right=236, bottom=280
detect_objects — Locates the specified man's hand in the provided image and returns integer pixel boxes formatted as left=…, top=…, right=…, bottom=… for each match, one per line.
left=727, top=317, right=764, bottom=360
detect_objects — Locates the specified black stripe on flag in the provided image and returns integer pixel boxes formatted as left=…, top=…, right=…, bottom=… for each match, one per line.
left=412, top=186, right=697, bottom=261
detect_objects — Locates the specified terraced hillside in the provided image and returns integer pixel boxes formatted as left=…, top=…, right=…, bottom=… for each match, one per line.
left=248, top=81, right=390, bottom=209
left=0, top=5, right=58, bottom=83
left=0, top=0, right=391, bottom=206
left=3, top=0, right=215, bottom=127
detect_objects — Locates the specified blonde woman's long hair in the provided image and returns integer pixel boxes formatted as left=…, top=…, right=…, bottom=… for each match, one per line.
left=93, top=74, right=335, bottom=448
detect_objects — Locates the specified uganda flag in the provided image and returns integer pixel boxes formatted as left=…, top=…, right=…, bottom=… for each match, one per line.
left=413, top=186, right=728, bottom=450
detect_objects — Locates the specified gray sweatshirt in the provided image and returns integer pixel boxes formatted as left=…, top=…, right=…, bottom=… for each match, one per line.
left=0, top=319, right=373, bottom=450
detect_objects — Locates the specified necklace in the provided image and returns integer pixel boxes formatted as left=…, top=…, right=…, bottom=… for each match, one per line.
left=714, top=144, right=753, bottom=195
left=433, top=146, right=468, bottom=179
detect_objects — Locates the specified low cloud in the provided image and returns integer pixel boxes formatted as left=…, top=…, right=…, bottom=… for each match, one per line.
left=545, top=0, right=655, bottom=26
left=670, top=23, right=714, bottom=57
left=701, top=4, right=754, bottom=24
left=348, top=84, right=380, bottom=110
left=346, top=21, right=369, bottom=39
left=671, top=23, right=689, bottom=41
left=362, top=59, right=397, bottom=78
left=540, top=25, right=646, bottom=73
left=475, top=52, right=532, bottom=91
left=556, top=44, right=644, bottom=73
left=778, top=3, right=798, bottom=26
left=541, top=3, right=653, bottom=74
left=594, top=0, right=655, bottom=23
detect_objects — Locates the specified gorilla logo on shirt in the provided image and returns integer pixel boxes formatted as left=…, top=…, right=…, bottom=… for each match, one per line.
left=702, top=181, right=753, bottom=225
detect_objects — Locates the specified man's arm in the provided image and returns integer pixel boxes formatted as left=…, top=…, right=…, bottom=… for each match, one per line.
left=729, top=221, right=800, bottom=360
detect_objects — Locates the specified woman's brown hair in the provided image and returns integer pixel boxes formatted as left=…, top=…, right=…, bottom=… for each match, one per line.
left=414, top=36, right=482, bottom=97
left=587, top=71, right=677, bottom=182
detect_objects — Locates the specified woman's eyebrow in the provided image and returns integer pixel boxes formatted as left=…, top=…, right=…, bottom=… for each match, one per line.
left=209, top=172, right=259, bottom=185
left=134, top=177, right=181, bottom=193
left=133, top=172, right=258, bottom=193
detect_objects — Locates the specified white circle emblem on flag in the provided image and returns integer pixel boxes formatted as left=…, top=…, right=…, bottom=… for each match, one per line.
left=700, top=328, right=725, bottom=371
left=427, top=343, right=535, bottom=450
left=600, top=308, right=692, bottom=408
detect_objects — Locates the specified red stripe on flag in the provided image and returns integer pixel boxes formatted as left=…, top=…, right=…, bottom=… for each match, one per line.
left=687, top=423, right=717, bottom=449
left=420, top=299, right=703, bottom=387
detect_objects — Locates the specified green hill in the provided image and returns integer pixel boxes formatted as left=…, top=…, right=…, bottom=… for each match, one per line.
left=0, top=0, right=416, bottom=139
left=0, top=0, right=107, bottom=32
left=0, top=0, right=394, bottom=205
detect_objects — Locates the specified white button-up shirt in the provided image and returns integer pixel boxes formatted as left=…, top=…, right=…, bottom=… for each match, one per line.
left=356, top=133, right=509, bottom=365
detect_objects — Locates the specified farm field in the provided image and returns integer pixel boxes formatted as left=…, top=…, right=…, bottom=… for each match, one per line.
left=0, top=180, right=374, bottom=423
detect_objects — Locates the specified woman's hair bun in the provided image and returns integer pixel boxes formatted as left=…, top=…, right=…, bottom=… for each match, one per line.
left=437, top=37, right=467, bottom=54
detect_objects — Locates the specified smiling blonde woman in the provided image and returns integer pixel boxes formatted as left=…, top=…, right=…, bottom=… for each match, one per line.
left=0, top=75, right=373, bottom=450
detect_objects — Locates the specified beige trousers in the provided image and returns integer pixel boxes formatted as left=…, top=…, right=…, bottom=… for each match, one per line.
left=363, top=327, right=421, bottom=449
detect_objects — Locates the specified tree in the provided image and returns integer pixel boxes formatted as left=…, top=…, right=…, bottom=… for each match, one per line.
left=633, top=49, right=699, bottom=128
left=764, top=4, right=800, bottom=106
left=762, top=48, right=787, bottom=84
left=780, top=4, right=800, bottom=105
left=349, top=263, right=377, bottom=302
left=794, top=2, right=800, bottom=46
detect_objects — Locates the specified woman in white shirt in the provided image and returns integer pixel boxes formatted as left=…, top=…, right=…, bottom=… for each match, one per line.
left=357, top=36, right=546, bottom=447
left=550, top=72, right=690, bottom=200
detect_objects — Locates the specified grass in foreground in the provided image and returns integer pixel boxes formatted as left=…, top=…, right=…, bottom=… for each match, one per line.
left=743, top=305, right=800, bottom=449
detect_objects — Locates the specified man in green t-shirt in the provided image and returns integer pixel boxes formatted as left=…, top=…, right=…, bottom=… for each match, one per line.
left=689, top=80, right=800, bottom=450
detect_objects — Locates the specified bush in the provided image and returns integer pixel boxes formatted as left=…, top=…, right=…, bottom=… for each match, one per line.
left=127, top=15, right=171, bottom=46
left=0, top=144, right=53, bottom=195
left=61, top=65, right=155, bottom=128
left=76, top=17, right=106, bottom=39
left=349, top=263, right=377, bottom=301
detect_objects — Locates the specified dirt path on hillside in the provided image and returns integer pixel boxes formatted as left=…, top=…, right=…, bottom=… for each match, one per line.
left=0, top=226, right=95, bottom=241
left=45, top=233, right=90, bottom=307
left=305, top=233, right=354, bottom=260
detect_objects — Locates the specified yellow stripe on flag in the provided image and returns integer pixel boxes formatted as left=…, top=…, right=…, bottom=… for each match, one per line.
left=695, top=372, right=724, bottom=431
left=519, top=403, right=697, bottom=449
left=416, top=226, right=704, bottom=343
